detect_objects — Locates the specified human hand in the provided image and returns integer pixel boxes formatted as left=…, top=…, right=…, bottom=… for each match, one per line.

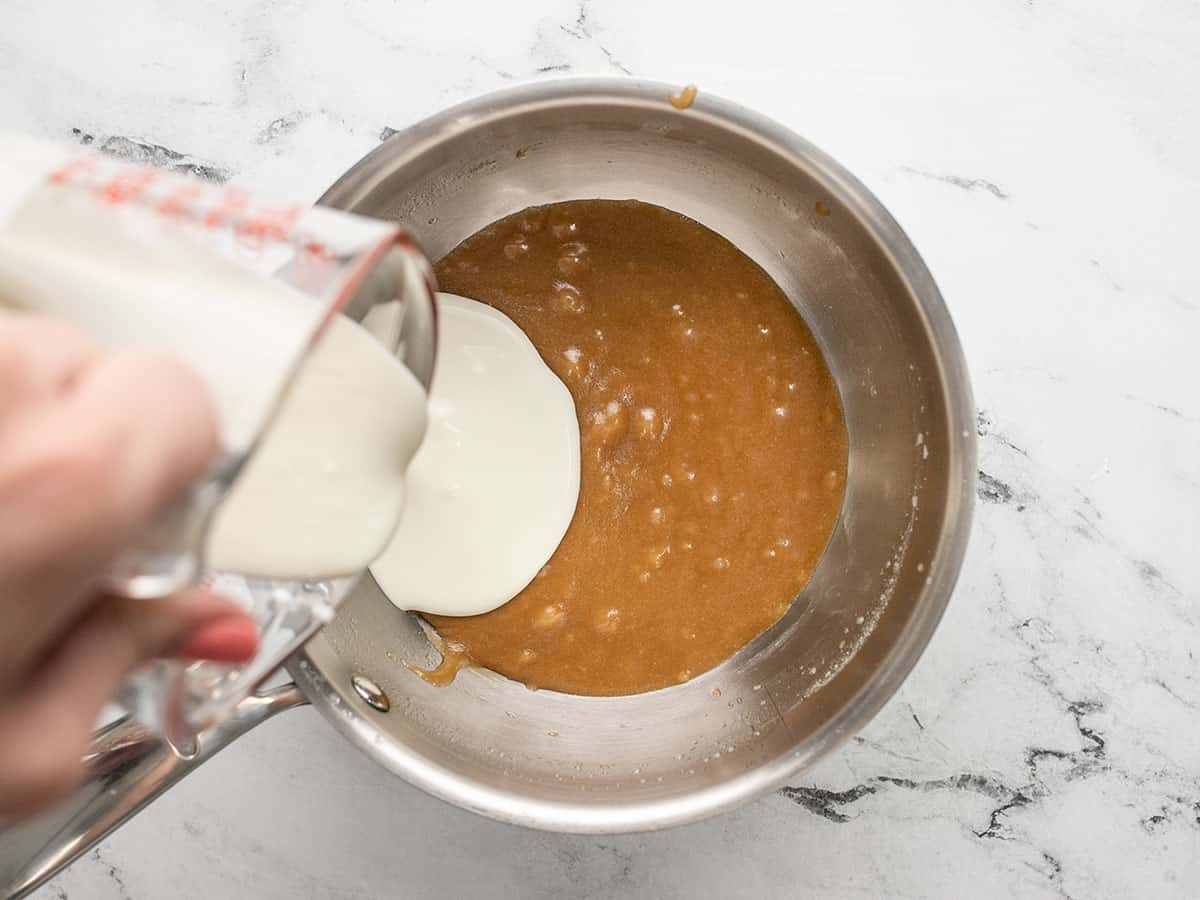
left=0, top=313, right=259, bottom=818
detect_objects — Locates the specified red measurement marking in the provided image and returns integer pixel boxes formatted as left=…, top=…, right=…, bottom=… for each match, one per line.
left=233, top=205, right=303, bottom=252
left=204, top=188, right=249, bottom=229
left=290, top=236, right=335, bottom=288
left=157, top=183, right=203, bottom=219
left=260, top=205, right=303, bottom=237
left=47, top=156, right=97, bottom=185
left=96, top=168, right=159, bottom=205
left=298, top=239, right=332, bottom=264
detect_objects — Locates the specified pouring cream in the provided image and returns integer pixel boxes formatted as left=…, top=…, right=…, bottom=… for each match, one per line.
left=205, top=314, right=429, bottom=579
left=369, top=293, right=580, bottom=616
left=212, top=291, right=581, bottom=608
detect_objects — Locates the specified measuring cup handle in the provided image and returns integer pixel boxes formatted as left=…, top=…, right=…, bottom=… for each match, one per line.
left=0, top=683, right=307, bottom=899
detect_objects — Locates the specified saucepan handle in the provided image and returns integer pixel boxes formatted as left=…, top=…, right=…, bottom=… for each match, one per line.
left=0, top=682, right=308, bottom=899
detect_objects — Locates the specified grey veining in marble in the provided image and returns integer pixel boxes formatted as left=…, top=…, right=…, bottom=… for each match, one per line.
left=3, top=0, right=1198, bottom=896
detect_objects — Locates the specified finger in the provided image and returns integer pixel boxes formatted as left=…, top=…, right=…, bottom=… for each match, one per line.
left=0, top=313, right=98, bottom=421
left=63, top=350, right=221, bottom=528
left=0, top=350, right=219, bottom=570
left=0, top=590, right=256, bottom=817
left=0, top=352, right=219, bottom=685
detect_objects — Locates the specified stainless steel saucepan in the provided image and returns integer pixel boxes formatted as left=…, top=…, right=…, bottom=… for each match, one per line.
left=1, top=78, right=974, bottom=897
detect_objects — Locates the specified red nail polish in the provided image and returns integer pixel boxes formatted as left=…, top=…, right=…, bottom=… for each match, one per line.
left=175, top=617, right=259, bottom=662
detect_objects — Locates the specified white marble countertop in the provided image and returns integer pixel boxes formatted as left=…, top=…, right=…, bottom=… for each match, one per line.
left=4, top=0, right=1198, bottom=897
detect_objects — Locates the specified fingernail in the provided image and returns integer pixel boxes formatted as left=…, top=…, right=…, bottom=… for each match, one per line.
left=175, top=617, right=259, bottom=662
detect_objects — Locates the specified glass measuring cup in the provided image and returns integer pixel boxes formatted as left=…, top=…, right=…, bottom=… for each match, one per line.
left=0, top=136, right=437, bottom=750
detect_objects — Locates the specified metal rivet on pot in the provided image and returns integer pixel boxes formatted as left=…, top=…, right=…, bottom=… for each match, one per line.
left=351, top=674, right=390, bottom=712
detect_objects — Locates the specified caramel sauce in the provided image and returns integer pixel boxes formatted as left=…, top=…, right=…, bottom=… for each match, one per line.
left=407, top=639, right=472, bottom=687
left=669, top=85, right=699, bottom=110
left=424, top=200, right=847, bottom=696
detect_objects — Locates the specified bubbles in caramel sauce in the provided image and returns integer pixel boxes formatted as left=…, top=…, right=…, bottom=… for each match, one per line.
left=425, top=200, right=847, bottom=696
left=553, top=280, right=586, bottom=314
